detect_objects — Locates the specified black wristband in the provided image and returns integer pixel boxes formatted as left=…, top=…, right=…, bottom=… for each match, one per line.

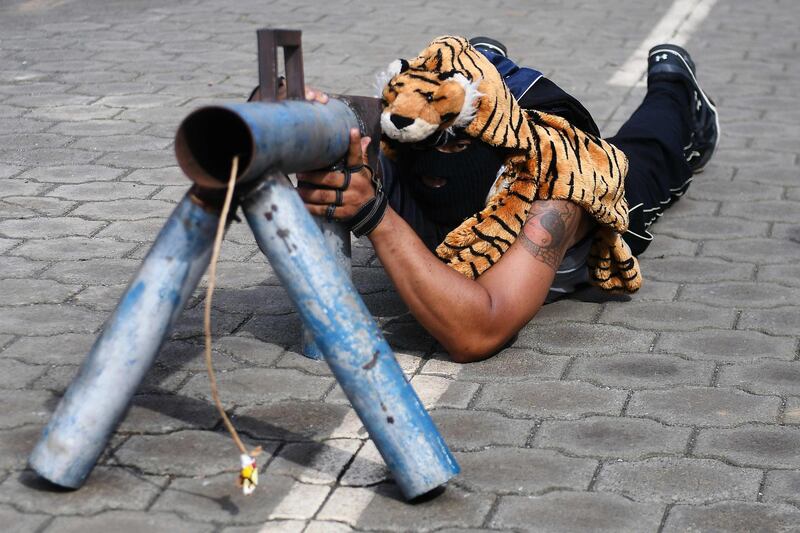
left=348, top=165, right=388, bottom=237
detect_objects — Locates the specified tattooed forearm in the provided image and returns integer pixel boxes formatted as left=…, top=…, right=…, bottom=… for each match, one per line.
left=517, top=200, right=583, bottom=270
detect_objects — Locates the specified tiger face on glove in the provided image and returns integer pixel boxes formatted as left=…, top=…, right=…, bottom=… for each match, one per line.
left=380, top=58, right=482, bottom=143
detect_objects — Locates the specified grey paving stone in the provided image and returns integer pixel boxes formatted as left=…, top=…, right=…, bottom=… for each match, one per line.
left=0, top=217, right=105, bottom=239
left=719, top=361, right=800, bottom=396
left=409, top=375, right=479, bottom=409
left=70, top=199, right=174, bottom=221
left=599, top=301, right=735, bottom=331
left=27, top=104, right=120, bottom=122
left=268, top=438, right=361, bottom=484
left=455, top=448, right=596, bottom=494
left=430, top=408, right=533, bottom=451
left=1, top=332, right=95, bottom=365
left=94, top=150, right=176, bottom=169
left=662, top=501, right=800, bottom=533
left=338, top=439, right=388, bottom=486
left=638, top=234, right=699, bottom=258
left=318, top=485, right=494, bottom=531
left=640, top=256, right=756, bottom=283
left=596, top=457, right=762, bottom=504
left=490, top=492, right=664, bottom=533
left=0, top=504, right=51, bottom=533
left=653, top=215, right=769, bottom=240
left=0, top=468, right=167, bottom=515
left=689, top=178, right=784, bottom=201
left=0, top=425, right=43, bottom=470
left=772, top=222, right=800, bottom=243
left=739, top=307, right=800, bottom=336
left=0, top=237, right=21, bottom=253
left=43, top=511, right=214, bottom=533
left=48, top=119, right=148, bottom=136
left=0, top=304, right=103, bottom=335
left=239, top=314, right=302, bottom=346
left=701, top=237, right=800, bottom=264
left=205, top=285, right=295, bottom=316
left=533, top=299, right=600, bottom=323
left=763, top=470, right=800, bottom=507
left=757, top=264, right=800, bottom=287
left=94, top=217, right=176, bottom=241
left=656, top=329, right=796, bottom=362
left=786, top=397, right=800, bottom=425
left=48, top=181, right=158, bottom=201
left=723, top=200, right=800, bottom=223
left=204, top=335, right=286, bottom=367
left=119, top=394, right=220, bottom=434
left=41, top=258, right=139, bottom=285
left=516, top=323, right=655, bottom=355
left=475, top=381, right=627, bottom=419
left=34, top=362, right=189, bottom=396
left=125, top=167, right=188, bottom=186
left=0, top=278, right=80, bottom=305
left=115, top=429, right=271, bottom=476
left=535, top=416, right=690, bottom=459
left=694, top=425, right=800, bottom=468
left=0, top=132, right=72, bottom=150
left=182, top=368, right=332, bottom=407
left=3, top=195, right=78, bottom=217
left=628, top=386, right=781, bottom=427
left=0, top=179, right=49, bottom=197
left=421, top=350, right=570, bottom=382
left=154, top=472, right=329, bottom=523
left=680, top=281, right=800, bottom=308
left=71, top=284, right=129, bottom=312
left=72, top=135, right=172, bottom=152
left=568, top=353, right=715, bottom=389
left=0, top=358, right=45, bottom=389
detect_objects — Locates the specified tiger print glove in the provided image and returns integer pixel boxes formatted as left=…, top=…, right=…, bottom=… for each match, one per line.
left=344, top=163, right=388, bottom=238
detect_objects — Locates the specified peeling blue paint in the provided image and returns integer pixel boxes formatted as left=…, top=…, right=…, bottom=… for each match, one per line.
left=242, top=175, right=459, bottom=500
left=29, top=192, right=220, bottom=489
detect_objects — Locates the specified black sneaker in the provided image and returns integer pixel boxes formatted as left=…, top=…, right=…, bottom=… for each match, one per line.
left=647, top=44, right=719, bottom=173
left=469, top=36, right=508, bottom=58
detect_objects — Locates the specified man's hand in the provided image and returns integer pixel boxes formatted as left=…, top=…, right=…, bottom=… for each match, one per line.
left=296, top=127, right=375, bottom=222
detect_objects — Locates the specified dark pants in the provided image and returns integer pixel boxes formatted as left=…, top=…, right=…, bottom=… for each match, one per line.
left=608, top=80, right=693, bottom=255
left=380, top=79, right=693, bottom=256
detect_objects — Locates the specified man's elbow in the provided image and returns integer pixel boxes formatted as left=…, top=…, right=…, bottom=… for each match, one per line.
left=444, top=332, right=516, bottom=364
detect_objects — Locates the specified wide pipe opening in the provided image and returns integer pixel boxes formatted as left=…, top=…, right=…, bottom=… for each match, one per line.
left=175, top=106, right=254, bottom=189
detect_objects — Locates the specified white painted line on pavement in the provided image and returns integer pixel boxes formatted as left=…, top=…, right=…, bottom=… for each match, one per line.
left=258, top=361, right=460, bottom=529
left=608, top=0, right=718, bottom=87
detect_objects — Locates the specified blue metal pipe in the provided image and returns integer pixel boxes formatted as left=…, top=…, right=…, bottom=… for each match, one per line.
left=174, top=100, right=359, bottom=189
left=29, top=192, right=221, bottom=488
left=302, top=217, right=352, bottom=360
left=241, top=174, right=460, bottom=500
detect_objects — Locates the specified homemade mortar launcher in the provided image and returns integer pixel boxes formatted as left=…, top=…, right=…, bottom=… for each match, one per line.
left=28, top=29, right=459, bottom=501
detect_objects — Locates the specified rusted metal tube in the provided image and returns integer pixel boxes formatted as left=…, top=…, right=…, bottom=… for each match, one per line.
left=241, top=174, right=460, bottom=500
left=29, top=191, right=221, bottom=488
left=174, top=99, right=359, bottom=189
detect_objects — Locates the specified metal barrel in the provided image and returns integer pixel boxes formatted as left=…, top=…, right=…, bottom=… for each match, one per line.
left=241, top=174, right=460, bottom=500
left=175, top=99, right=358, bottom=359
left=29, top=192, right=221, bottom=488
left=174, top=100, right=359, bottom=189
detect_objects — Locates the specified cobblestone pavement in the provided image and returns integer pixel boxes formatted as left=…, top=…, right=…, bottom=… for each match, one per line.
left=1, top=0, right=799, bottom=531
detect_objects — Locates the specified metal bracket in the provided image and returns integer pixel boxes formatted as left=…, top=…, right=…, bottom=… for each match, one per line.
left=257, top=29, right=305, bottom=101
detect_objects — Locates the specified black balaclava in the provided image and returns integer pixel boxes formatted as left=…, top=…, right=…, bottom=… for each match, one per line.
left=402, top=139, right=506, bottom=228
